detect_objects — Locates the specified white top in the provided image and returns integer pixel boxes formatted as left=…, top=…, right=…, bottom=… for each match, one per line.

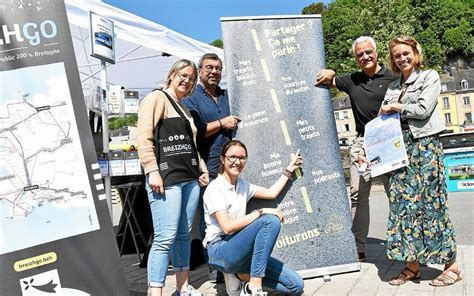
left=203, top=174, right=257, bottom=247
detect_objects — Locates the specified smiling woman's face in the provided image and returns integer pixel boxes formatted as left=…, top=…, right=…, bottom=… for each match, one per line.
left=170, top=66, right=196, bottom=98
left=391, top=43, right=417, bottom=75
left=220, top=145, right=247, bottom=178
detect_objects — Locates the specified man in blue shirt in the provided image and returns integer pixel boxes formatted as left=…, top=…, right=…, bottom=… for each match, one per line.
left=182, top=53, right=240, bottom=283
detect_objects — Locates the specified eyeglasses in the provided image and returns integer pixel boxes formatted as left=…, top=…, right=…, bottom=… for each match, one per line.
left=225, top=155, right=247, bottom=163
left=201, top=65, right=223, bottom=73
left=177, top=72, right=196, bottom=83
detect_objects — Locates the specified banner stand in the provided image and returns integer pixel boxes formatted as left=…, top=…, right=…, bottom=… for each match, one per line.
left=221, top=15, right=360, bottom=278
left=100, top=60, right=112, bottom=217
left=0, top=1, right=128, bottom=294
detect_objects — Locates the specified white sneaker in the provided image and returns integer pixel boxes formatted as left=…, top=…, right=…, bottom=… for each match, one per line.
left=240, top=283, right=268, bottom=296
left=176, top=284, right=203, bottom=296
left=224, top=273, right=243, bottom=296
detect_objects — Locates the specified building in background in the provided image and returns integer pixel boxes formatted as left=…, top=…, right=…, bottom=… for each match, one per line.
left=454, top=69, right=474, bottom=132
left=332, top=96, right=357, bottom=146
left=439, top=73, right=460, bottom=132
left=439, top=68, right=474, bottom=133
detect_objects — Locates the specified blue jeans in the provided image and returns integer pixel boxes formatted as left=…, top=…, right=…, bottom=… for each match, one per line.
left=146, top=178, right=200, bottom=287
left=207, top=215, right=304, bottom=295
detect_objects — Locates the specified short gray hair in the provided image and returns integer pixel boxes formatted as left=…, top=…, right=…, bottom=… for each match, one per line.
left=352, top=36, right=377, bottom=55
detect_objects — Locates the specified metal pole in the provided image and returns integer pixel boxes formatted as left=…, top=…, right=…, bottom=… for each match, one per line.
left=101, top=60, right=112, bottom=219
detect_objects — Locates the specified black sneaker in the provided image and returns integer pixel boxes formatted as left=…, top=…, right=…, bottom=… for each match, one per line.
left=216, top=270, right=224, bottom=283
left=240, top=283, right=268, bottom=296
left=358, top=252, right=367, bottom=262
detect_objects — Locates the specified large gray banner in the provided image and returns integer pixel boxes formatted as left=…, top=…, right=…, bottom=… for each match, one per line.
left=221, top=16, right=359, bottom=277
left=0, top=1, right=128, bottom=295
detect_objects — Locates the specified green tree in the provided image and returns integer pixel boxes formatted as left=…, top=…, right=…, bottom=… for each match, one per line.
left=302, top=2, right=325, bottom=15
left=108, top=114, right=138, bottom=130
left=443, top=19, right=473, bottom=55
left=211, top=39, right=223, bottom=48
left=320, top=0, right=366, bottom=72
left=303, top=0, right=474, bottom=76
left=412, top=0, right=473, bottom=66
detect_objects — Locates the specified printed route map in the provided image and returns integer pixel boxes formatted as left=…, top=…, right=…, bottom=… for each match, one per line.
left=0, top=63, right=99, bottom=254
left=364, top=113, right=409, bottom=177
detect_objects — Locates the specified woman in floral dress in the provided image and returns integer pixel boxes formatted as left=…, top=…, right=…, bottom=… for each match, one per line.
left=375, top=36, right=461, bottom=286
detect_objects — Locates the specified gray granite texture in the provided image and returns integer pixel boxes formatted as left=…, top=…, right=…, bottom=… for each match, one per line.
left=221, top=16, right=358, bottom=276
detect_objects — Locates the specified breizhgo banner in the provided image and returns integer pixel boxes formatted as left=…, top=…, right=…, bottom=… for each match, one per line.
left=0, top=1, right=128, bottom=295
left=221, top=16, right=359, bottom=278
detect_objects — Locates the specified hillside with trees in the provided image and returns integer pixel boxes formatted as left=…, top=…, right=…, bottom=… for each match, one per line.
left=303, top=0, right=473, bottom=75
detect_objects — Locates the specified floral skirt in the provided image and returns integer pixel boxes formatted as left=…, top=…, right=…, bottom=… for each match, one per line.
left=386, top=131, right=457, bottom=264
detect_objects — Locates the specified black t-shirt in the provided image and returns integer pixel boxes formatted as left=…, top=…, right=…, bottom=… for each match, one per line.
left=335, top=65, right=395, bottom=134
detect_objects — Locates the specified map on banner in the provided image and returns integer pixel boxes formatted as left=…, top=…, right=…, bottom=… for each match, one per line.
left=364, top=113, right=409, bottom=177
left=0, top=63, right=100, bottom=254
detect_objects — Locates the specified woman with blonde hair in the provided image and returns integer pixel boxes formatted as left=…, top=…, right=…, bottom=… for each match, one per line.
left=138, top=59, right=209, bottom=296
left=376, top=36, right=461, bottom=286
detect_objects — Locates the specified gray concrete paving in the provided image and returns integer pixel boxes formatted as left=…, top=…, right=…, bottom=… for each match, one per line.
left=123, top=189, right=473, bottom=295
left=124, top=244, right=472, bottom=295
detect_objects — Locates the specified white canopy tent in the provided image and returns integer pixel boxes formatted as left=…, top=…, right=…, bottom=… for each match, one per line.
left=65, top=0, right=226, bottom=216
left=65, top=0, right=225, bottom=102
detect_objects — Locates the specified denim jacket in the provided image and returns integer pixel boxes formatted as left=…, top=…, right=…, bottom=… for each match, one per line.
left=382, top=69, right=445, bottom=138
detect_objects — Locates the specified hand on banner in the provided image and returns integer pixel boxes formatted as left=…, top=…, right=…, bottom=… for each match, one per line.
left=220, top=115, right=241, bottom=130
left=286, top=150, right=303, bottom=173
left=262, top=207, right=285, bottom=223
left=148, top=171, right=164, bottom=195
left=315, top=69, right=336, bottom=86
left=198, top=172, right=209, bottom=187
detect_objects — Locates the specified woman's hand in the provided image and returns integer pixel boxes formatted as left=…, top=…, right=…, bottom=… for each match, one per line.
left=198, top=172, right=209, bottom=187
left=357, top=154, right=370, bottom=168
left=262, top=208, right=285, bottom=223
left=379, top=103, right=402, bottom=115
left=254, top=152, right=303, bottom=200
left=148, top=171, right=164, bottom=195
left=286, top=153, right=303, bottom=173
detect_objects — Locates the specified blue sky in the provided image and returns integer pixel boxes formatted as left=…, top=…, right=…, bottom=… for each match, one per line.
left=1, top=63, right=64, bottom=102
left=103, top=0, right=327, bottom=44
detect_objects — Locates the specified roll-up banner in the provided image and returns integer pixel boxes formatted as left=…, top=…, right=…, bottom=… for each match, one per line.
left=0, top=1, right=128, bottom=295
left=221, top=15, right=359, bottom=278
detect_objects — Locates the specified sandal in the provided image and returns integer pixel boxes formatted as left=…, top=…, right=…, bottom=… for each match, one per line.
left=389, top=266, right=421, bottom=286
left=429, top=269, right=462, bottom=286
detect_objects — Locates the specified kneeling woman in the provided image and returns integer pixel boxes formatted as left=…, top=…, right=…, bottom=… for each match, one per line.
left=203, top=140, right=304, bottom=295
